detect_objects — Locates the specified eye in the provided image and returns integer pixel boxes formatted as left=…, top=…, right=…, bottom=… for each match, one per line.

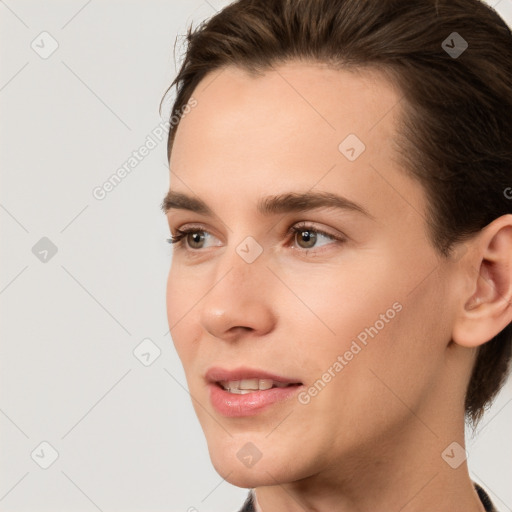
left=289, top=223, right=344, bottom=251
left=166, top=227, right=219, bottom=250
left=166, top=222, right=345, bottom=253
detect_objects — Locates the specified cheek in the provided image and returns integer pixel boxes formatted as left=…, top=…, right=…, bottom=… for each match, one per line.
left=325, top=281, right=449, bottom=437
left=166, top=264, right=201, bottom=365
left=165, top=265, right=179, bottom=327
left=166, top=261, right=205, bottom=324
left=284, top=255, right=447, bottom=404
left=279, top=258, right=402, bottom=350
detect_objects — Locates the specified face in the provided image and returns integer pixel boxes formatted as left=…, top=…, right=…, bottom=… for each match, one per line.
left=164, top=62, right=462, bottom=488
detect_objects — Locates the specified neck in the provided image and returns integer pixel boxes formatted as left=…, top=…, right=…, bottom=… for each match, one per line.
left=252, top=416, right=486, bottom=512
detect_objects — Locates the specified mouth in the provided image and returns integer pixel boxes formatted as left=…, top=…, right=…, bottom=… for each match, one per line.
left=205, top=366, right=304, bottom=417
left=205, top=366, right=303, bottom=390
left=216, top=379, right=302, bottom=394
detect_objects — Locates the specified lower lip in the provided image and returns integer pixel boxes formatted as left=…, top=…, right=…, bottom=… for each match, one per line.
left=208, top=383, right=303, bottom=417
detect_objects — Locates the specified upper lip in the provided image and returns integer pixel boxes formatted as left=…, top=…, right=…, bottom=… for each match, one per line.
left=205, top=366, right=302, bottom=384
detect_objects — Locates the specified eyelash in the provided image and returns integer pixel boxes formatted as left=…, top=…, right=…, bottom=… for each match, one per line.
left=166, top=222, right=345, bottom=254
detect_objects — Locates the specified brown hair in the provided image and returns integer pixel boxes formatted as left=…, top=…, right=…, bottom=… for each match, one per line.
left=162, top=0, right=512, bottom=424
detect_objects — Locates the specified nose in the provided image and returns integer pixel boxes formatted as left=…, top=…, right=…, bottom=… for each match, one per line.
left=199, top=247, right=277, bottom=343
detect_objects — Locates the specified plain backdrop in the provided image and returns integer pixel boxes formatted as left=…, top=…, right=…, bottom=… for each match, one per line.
left=1, top=1, right=511, bottom=511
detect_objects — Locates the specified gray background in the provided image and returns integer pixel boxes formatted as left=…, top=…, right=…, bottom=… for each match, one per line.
left=1, top=1, right=511, bottom=511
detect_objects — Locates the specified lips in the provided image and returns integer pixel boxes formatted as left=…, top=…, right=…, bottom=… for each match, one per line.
left=205, top=366, right=303, bottom=386
left=205, top=366, right=304, bottom=417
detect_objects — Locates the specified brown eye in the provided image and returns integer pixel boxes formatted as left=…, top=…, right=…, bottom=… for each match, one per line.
left=168, top=228, right=212, bottom=249
left=187, top=231, right=206, bottom=249
left=295, top=229, right=318, bottom=249
left=289, top=223, right=344, bottom=253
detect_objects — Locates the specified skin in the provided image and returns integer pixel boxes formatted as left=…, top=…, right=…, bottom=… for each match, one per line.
left=164, top=61, right=512, bottom=512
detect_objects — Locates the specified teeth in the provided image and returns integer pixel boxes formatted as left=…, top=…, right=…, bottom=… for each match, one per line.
left=219, top=378, right=293, bottom=393
left=239, top=378, right=261, bottom=390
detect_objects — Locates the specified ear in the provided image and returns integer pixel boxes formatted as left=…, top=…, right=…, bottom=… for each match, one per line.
left=452, top=214, right=512, bottom=348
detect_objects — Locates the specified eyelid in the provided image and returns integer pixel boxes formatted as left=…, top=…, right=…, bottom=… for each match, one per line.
left=168, top=223, right=223, bottom=248
left=287, top=221, right=346, bottom=243
left=168, top=221, right=346, bottom=254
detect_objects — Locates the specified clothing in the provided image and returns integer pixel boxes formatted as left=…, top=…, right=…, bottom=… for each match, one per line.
left=237, top=482, right=498, bottom=511
left=475, top=483, right=499, bottom=512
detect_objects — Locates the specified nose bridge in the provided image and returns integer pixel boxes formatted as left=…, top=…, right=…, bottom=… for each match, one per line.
left=228, top=235, right=266, bottom=285
left=210, top=238, right=268, bottom=305
left=199, top=238, right=275, bottom=339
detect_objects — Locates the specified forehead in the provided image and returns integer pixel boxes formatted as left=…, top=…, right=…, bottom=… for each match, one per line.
left=168, top=61, right=425, bottom=228
left=176, top=61, right=400, bottom=132
left=171, top=61, right=400, bottom=172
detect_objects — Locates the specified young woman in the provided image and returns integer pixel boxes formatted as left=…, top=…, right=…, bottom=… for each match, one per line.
left=161, top=0, right=512, bottom=510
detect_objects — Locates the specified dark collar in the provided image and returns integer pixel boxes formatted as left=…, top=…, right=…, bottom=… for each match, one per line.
left=237, top=482, right=498, bottom=512
left=475, top=482, right=499, bottom=512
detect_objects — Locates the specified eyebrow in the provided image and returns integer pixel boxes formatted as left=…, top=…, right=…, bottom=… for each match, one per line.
left=161, top=189, right=375, bottom=220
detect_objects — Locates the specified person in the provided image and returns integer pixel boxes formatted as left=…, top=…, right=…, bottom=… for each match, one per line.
left=160, top=0, right=512, bottom=510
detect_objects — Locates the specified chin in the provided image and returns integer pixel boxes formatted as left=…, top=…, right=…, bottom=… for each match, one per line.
left=211, top=459, right=290, bottom=489
left=219, top=468, right=272, bottom=489
left=207, top=438, right=302, bottom=488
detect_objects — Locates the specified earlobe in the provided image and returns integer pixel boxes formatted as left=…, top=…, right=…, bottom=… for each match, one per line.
left=452, top=216, right=512, bottom=348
